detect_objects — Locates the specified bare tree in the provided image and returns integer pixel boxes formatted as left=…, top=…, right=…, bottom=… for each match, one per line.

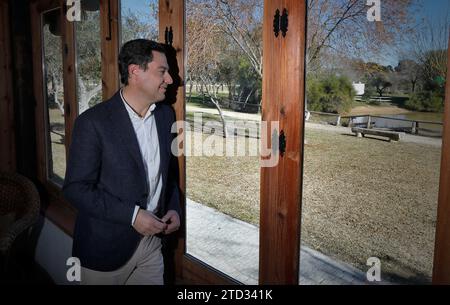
left=410, top=14, right=449, bottom=87
left=75, top=9, right=102, bottom=114
left=43, top=18, right=65, bottom=115
left=120, top=1, right=158, bottom=44
left=395, top=59, right=421, bottom=93
left=190, top=0, right=263, bottom=78
left=187, top=4, right=230, bottom=137
left=307, top=0, right=417, bottom=72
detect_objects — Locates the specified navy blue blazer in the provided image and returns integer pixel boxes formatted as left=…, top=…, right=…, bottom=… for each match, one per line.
left=63, top=90, right=181, bottom=272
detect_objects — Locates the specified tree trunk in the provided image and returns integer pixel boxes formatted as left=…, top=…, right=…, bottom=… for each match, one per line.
left=187, top=76, right=193, bottom=103
left=209, top=96, right=228, bottom=138
left=242, top=87, right=255, bottom=110
left=411, top=80, right=416, bottom=93
left=51, top=72, right=65, bottom=115
left=78, top=75, right=102, bottom=114
left=200, top=76, right=228, bottom=138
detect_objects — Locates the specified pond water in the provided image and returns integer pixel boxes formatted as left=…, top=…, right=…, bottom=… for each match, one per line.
left=349, top=112, right=444, bottom=137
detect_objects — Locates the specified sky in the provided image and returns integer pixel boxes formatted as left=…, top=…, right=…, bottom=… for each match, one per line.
left=118, top=0, right=449, bottom=67
left=418, top=0, right=449, bottom=23
left=382, top=0, right=450, bottom=66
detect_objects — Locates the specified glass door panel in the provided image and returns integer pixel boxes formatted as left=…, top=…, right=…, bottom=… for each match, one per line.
left=42, top=8, right=66, bottom=186
left=300, top=0, right=449, bottom=284
left=185, top=0, right=263, bottom=284
left=75, top=1, right=101, bottom=114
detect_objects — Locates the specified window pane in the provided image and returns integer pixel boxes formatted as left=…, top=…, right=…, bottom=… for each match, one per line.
left=75, top=1, right=101, bottom=114
left=42, top=8, right=65, bottom=186
left=185, top=0, right=263, bottom=284
left=300, top=0, right=449, bottom=284
left=120, top=0, right=158, bottom=45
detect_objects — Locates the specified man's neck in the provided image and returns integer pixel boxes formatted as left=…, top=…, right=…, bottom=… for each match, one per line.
left=122, top=86, right=154, bottom=118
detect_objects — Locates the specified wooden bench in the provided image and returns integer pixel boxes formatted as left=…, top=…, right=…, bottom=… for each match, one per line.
left=351, top=127, right=404, bottom=142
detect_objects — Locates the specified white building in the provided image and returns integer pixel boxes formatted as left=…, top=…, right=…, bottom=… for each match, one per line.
left=352, top=82, right=365, bottom=95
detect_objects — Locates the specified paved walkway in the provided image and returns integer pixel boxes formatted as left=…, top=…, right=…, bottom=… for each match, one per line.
left=187, top=105, right=261, bottom=121
left=186, top=199, right=389, bottom=285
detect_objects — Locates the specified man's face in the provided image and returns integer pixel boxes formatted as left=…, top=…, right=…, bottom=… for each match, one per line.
left=135, top=51, right=173, bottom=103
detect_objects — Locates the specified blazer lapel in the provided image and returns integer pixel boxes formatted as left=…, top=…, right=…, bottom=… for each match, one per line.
left=107, top=93, right=147, bottom=186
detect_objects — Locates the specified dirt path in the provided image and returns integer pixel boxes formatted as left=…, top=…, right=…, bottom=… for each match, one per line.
left=345, top=105, right=411, bottom=116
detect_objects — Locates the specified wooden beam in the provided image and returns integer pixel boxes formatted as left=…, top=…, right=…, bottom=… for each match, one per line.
left=9, top=0, right=37, bottom=179
left=159, top=0, right=187, bottom=284
left=0, top=0, right=16, bottom=172
left=432, top=36, right=450, bottom=284
left=181, top=255, right=240, bottom=285
left=259, top=0, right=306, bottom=284
left=100, top=0, right=120, bottom=100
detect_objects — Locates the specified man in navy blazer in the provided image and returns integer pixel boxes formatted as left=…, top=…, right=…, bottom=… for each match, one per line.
left=63, top=39, right=181, bottom=285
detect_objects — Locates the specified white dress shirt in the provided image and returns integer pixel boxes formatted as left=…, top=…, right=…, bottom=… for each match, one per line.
left=119, top=89, right=162, bottom=225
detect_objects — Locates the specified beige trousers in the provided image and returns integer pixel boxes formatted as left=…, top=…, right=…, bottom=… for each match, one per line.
left=80, top=235, right=164, bottom=285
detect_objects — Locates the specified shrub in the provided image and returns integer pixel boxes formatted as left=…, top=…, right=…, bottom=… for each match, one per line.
left=306, top=75, right=355, bottom=114
left=405, top=91, right=444, bottom=112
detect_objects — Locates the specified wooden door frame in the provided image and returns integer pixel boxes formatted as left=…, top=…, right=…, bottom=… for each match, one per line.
left=158, top=0, right=237, bottom=285
left=0, top=0, right=16, bottom=172
left=259, top=0, right=306, bottom=284
left=432, top=35, right=450, bottom=284
left=164, top=0, right=306, bottom=284
left=27, top=0, right=450, bottom=285
left=30, top=0, right=119, bottom=236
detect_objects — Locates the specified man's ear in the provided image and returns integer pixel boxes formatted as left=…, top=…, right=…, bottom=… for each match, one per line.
left=128, top=64, right=141, bottom=82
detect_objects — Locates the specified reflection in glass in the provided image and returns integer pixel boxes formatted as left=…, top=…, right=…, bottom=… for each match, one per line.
left=42, top=8, right=66, bottom=186
left=120, top=0, right=158, bottom=45
left=185, top=0, right=263, bottom=284
left=300, top=0, right=449, bottom=284
left=75, top=1, right=101, bottom=114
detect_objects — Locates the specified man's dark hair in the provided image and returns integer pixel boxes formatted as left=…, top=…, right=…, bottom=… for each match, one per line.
left=118, top=39, right=166, bottom=85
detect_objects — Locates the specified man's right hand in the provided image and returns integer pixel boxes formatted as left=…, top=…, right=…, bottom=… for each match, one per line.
left=132, top=209, right=168, bottom=236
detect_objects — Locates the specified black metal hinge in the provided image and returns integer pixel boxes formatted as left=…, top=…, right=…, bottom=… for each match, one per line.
left=165, top=26, right=173, bottom=45
left=279, top=130, right=286, bottom=156
left=106, top=0, right=112, bottom=41
left=273, top=9, right=280, bottom=37
left=280, top=9, right=288, bottom=37
left=273, top=8, right=288, bottom=38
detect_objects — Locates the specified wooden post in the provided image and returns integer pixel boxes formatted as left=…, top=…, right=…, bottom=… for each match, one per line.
left=336, top=115, right=341, bottom=126
left=159, top=0, right=186, bottom=284
left=9, top=0, right=36, bottom=178
left=101, top=0, right=120, bottom=100
left=432, top=36, right=450, bottom=284
left=0, top=0, right=16, bottom=172
left=411, top=121, right=417, bottom=134
left=367, top=115, right=371, bottom=129
left=415, top=122, right=419, bottom=135
left=260, top=0, right=305, bottom=284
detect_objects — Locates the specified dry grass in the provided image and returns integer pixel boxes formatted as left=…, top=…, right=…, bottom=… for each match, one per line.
left=302, top=129, right=440, bottom=283
left=186, top=128, right=441, bottom=283
left=186, top=133, right=260, bottom=224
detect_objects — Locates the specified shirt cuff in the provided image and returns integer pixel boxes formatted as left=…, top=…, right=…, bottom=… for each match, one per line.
left=132, top=205, right=140, bottom=225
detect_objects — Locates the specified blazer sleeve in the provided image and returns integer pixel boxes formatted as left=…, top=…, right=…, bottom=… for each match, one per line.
left=63, top=114, right=135, bottom=225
